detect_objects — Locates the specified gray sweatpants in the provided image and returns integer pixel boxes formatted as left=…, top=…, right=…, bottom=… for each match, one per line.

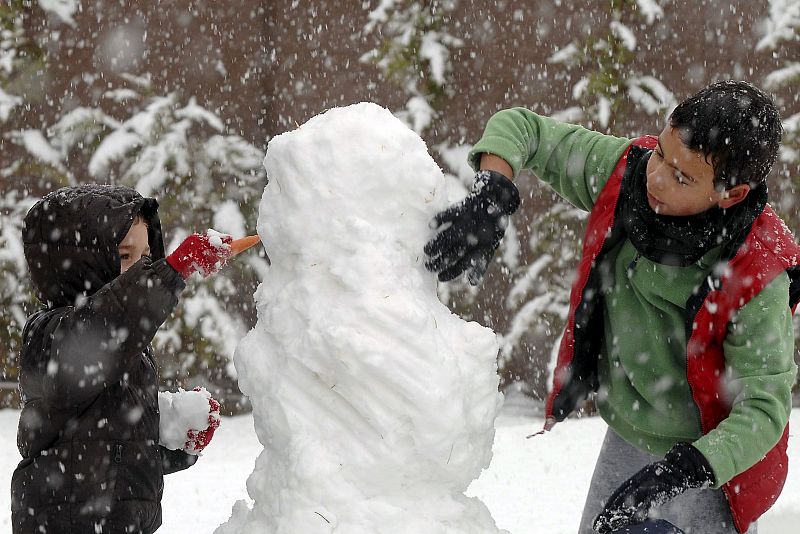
left=577, top=428, right=756, bottom=534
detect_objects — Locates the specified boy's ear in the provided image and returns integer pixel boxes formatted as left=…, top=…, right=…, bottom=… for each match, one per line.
left=718, top=184, right=750, bottom=209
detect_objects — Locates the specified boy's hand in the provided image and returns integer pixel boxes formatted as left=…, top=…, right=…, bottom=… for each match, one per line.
left=167, top=233, right=233, bottom=279
left=592, top=443, right=714, bottom=533
left=184, top=387, right=221, bottom=455
left=424, top=170, right=520, bottom=285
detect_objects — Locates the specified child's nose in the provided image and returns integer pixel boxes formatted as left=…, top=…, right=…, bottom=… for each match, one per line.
left=649, top=169, right=667, bottom=191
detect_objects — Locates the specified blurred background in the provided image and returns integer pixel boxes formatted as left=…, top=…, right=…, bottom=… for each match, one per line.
left=2, top=0, right=799, bottom=414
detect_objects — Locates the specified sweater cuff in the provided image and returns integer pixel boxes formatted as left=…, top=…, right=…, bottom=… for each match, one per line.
left=666, top=441, right=716, bottom=488
left=468, top=135, right=530, bottom=177
left=691, top=437, right=728, bottom=489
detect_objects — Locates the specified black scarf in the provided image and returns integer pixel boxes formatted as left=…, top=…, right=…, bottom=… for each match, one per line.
left=620, top=148, right=768, bottom=267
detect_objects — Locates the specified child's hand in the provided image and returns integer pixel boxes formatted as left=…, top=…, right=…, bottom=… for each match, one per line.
left=166, top=233, right=233, bottom=279
left=592, top=443, right=714, bottom=533
left=158, top=387, right=221, bottom=454
left=424, top=170, right=520, bottom=285
left=183, top=387, right=221, bottom=454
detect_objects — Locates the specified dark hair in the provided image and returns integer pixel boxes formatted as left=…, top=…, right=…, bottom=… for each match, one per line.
left=669, top=80, right=782, bottom=190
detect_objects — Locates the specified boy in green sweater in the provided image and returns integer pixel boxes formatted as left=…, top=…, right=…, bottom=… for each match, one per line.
left=424, top=81, right=799, bottom=534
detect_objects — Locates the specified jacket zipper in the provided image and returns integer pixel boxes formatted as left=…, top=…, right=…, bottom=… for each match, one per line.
left=626, top=251, right=642, bottom=278
left=114, top=444, right=123, bottom=464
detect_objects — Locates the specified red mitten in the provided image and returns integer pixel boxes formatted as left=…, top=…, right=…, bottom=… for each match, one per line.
left=166, top=233, right=233, bottom=279
left=184, top=387, right=221, bottom=454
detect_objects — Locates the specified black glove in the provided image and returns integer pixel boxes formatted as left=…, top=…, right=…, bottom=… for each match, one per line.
left=424, top=170, right=520, bottom=285
left=593, top=442, right=715, bottom=534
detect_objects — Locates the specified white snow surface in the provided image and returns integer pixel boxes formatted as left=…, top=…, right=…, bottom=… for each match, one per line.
left=215, top=102, right=505, bottom=534
left=3, top=408, right=800, bottom=533
left=158, top=387, right=218, bottom=454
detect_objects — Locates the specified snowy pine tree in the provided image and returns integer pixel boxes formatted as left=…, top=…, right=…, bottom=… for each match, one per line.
left=0, top=0, right=48, bottom=406
left=496, top=0, right=676, bottom=397
left=361, top=0, right=462, bottom=135
left=0, top=3, right=25, bottom=122
left=361, top=0, right=484, bottom=309
left=759, top=0, right=800, bottom=165
left=758, top=0, right=800, bottom=404
left=0, top=193, right=36, bottom=407
left=3, top=68, right=268, bottom=409
left=548, top=0, right=674, bottom=130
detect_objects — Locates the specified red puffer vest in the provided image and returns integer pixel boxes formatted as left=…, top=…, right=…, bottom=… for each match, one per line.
left=544, top=136, right=800, bottom=533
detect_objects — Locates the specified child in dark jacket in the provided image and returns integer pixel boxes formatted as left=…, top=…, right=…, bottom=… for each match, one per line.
left=12, top=184, right=234, bottom=534
left=425, top=81, right=799, bottom=534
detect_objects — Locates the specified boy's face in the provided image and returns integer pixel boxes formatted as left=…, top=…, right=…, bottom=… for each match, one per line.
left=645, top=126, right=750, bottom=216
left=119, top=219, right=150, bottom=274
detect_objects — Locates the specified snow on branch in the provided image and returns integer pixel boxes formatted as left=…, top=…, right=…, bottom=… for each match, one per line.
left=12, top=130, right=65, bottom=170
left=103, top=88, right=140, bottom=102
left=499, top=293, right=565, bottom=360
left=363, top=0, right=404, bottom=32
left=626, top=76, right=676, bottom=115
left=51, top=106, right=120, bottom=153
left=610, top=21, right=637, bottom=51
left=757, top=0, right=800, bottom=51
left=419, top=31, right=460, bottom=86
left=204, top=135, right=265, bottom=178
left=1, top=4, right=27, bottom=122
left=361, top=0, right=461, bottom=135
left=506, top=254, right=554, bottom=308
left=119, top=72, right=153, bottom=91
left=37, top=0, right=79, bottom=27
left=89, top=129, right=143, bottom=178
left=548, top=43, right=581, bottom=65
left=0, top=35, right=17, bottom=75
left=176, top=97, right=225, bottom=132
left=635, top=0, right=664, bottom=24
left=0, top=88, right=22, bottom=122
left=551, top=1, right=673, bottom=128
left=764, top=62, right=800, bottom=90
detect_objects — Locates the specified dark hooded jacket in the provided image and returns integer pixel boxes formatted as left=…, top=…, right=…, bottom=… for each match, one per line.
left=12, top=185, right=194, bottom=534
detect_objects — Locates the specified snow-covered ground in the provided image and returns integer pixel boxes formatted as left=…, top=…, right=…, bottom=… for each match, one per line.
left=1, top=406, right=798, bottom=533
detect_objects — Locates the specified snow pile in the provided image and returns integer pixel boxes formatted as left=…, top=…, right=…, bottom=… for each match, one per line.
left=159, top=387, right=220, bottom=454
left=216, top=102, right=505, bottom=534
left=206, top=229, right=233, bottom=252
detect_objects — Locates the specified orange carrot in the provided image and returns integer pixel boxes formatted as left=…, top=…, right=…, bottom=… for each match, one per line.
left=230, top=235, right=261, bottom=256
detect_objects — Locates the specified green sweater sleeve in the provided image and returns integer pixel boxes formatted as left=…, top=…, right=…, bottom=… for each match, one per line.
left=468, top=108, right=632, bottom=211
left=692, top=271, right=797, bottom=487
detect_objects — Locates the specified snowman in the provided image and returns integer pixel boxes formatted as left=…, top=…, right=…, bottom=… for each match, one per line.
left=216, top=103, right=506, bottom=534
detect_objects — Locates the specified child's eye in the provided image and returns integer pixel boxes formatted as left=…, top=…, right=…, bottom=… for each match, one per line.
left=120, top=254, right=130, bottom=260
left=674, top=172, right=689, bottom=185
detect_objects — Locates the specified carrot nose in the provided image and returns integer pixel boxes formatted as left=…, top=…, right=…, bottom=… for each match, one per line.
left=230, top=235, right=261, bottom=256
